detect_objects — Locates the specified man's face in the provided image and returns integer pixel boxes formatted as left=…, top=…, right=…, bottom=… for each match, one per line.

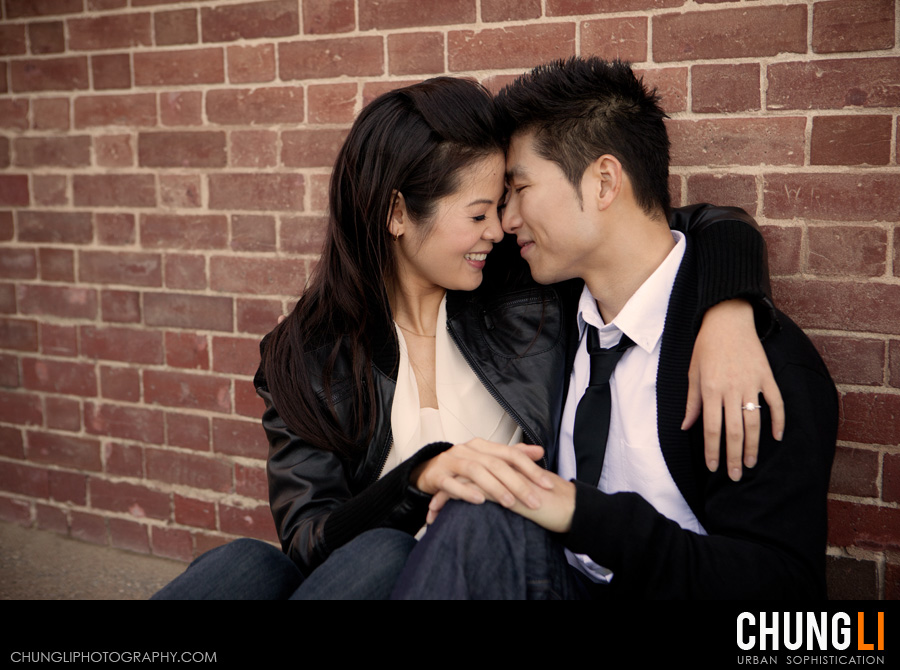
left=502, top=132, right=598, bottom=285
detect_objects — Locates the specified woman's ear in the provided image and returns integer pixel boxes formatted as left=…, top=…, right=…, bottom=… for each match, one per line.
left=389, top=191, right=407, bottom=240
left=587, top=154, right=623, bottom=212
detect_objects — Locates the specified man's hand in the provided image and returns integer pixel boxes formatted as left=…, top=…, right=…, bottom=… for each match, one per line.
left=413, top=439, right=550, bottom=523
left=503, top=470, right=577, bottom=534
left=682, top=299, right=785, bottom=481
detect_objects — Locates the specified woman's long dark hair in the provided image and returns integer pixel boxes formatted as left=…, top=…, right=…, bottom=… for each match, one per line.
left=263, top=77, right=503, bottom=458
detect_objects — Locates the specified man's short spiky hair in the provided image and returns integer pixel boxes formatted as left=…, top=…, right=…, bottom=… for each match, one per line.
left=496, top=57, right=671, bottom=219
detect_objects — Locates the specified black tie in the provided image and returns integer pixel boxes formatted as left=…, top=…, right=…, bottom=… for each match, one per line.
left=573, top=326, right=635, bottom=486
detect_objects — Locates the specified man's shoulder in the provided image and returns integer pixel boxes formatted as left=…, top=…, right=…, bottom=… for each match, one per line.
left=762, top=309, right=834, bottom=389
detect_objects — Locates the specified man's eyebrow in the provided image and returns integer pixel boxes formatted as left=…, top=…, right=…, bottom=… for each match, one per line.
left=505, top=165, right=527, bottom=183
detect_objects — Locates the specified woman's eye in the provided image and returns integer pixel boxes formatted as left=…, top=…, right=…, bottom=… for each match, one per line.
left=473, top=215, right=487, bottom=222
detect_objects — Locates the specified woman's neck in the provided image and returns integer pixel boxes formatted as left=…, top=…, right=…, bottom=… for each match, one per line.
left=388, top=278, right=445, bottom=337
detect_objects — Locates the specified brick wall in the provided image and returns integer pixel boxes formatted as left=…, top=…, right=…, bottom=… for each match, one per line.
left=0, top=0, right=897, bottom=598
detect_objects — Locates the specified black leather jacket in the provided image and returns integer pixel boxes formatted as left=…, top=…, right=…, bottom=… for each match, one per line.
left=254, top=204, right=772, bottom=575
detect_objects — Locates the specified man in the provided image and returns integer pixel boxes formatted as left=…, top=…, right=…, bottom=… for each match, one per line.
left=393, top=58, right=837, bottom=599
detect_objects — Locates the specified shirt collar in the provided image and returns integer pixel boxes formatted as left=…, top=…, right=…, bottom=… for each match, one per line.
left=576, top=230, right=686, bottom=354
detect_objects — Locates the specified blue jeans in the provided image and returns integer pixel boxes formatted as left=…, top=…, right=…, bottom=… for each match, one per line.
left=151, top=529, right=417, bottom=600
left=391, top=501, right=590, bottom=600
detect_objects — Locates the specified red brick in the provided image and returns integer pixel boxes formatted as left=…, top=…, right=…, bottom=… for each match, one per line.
left=211, top=336, right=258, bottom=375
left=89, top=0, right=127, bottom=8
left=686, top=174, right=757, bottom=218
left=69, top=14, right=152, bottom=51
left=40, top=323, right=78, bottom=357
left=235, top=463, right=266, bottom=501
left=226, top=43, right=275, bottom=83
left=160, top=91, right=203, bottom=127
left=166, top=412, right=210, bottom=450
left=6, top=0, right=84, bottom=17
left=73, top=175, right=156, bottom=208
left=279, top=36, right=383, bottom=80
left=10, top=57, right=88, bottom=92
left=360, top=0, right=474, bottom=29
left=81, top=326, right=163, bottom=365
left=227, top=130, right=278, bottom=168
left=230, top=215, right=275, bottom=253
left=219, top=502, right=276, bottom=541
left=691, top=63, right=760, bottom=113
left=32, top=176, right=67, bottom=206
left=1, top=68, right=7, bottom=94
left=237, top=299, right=282, bottom=335
left=885, top=453, right=900, bottom=504
left=28, top=432, right=102, bottom=471
left=159, top=174, right=201, bottom=208
left=764, top=223, right=804, bottom=276
left=763, top=173, right=900, bottom=223
left=809, top=334, right=885, bottom=387
left=838, top=391, right=900, bottom=445
left=151, top=526, right=193, bottom=561
left=91, top=53, right=131, bottom=90
left=0, top=390, right=42, bottom=426
left=773, top=279, right=900, bottom=336
left=209, top=174, right=304, bottom=212
left=768, top=57, right=900, bottom=110
left=75, top=93, right=155, bottom=128
left=201, top=0, right=299, bottom=42
left=892, top=339, right=900, bottom=388
left=134, top=48, right=224, bottom=87
left=303, top=0, right=355, bottom=34
left=70, top=511, right=107, bottom=545
left=39, top=249, right=75, bottom=283
left=828, top=446, right=880, bottom=497
left=155, top=8, right=198, bottom=46
left=887, top=562, right=900, bottom=601
left=826, top=555, right=879, bottom=600
left=0, top=100, right=29, bottom=130
left=17, top=285, right=97, bottom=320
left=808, top=226, right=887, bottom=277
left=235, top=378, right=266, bottom=418
left=94, top=134, right=133, bottom=168
left=449, top=24, right=575, bottom=72
left=582, top=17, right=648, bottom=63
left=210, top=257, right=306, bottom=296
left=388, top=32, right=444, bottom=76
left=174, top=494, right=216, bottom=529
left=813, top=0, right=894, bottom=54
left=48, top=470, right=86, bottom=505
left=165, top=331, right=209, bottom=370
left=32, top=98, right=69, bottom=130
left=0, top=355, right=20, bottom=389
left=100, top=365, right=141, bottom=403
left=548, top=0, right=682, bottom=14
left=282, top=129, right=347, bottom=168
left=0, top=318, right=38, bottom=352
left=14, top=136, right=90, bottom=168
left=144, top=370, right=231, bottom=413
left=0, top=25, right=26, bottom=55
left=634, top=67, right=688, bottom=114
left=91, top=478, right=170, bottom=519
left=96, top=213, right=135, bottom=247
left=308, top=83, right=356, bottom=124
left=654, top=5, right=806, bottom=62
left=19, top=211, right=92, bottom=244
left=362, top=80, right=422, bottom=106
left=28, top=21, right=65, bottom=54
left=0, top=496, right=33, bottom=526
left=0, top=175, right=29, bottom=207
left=36, top=504, right=69, bottom=535
left=79, top=250, right=162, bottom=287
left=670, top=117, right=804, bottom=167
left=207, top=87, right=303, bottom=125
left=144, top=293, right=233, bottom=332
left=23, top=358, right=96, bottom=397
left=0, top=461, right=50, bottom=499
left=141, top=214, right=228, bottom=249
left=109, top=518, right=151, bottom=554
left=828, top=499, right=900, bottom=551
left=810, top=115, right=891, bottom=166
left=482, top=0, right=540, bottom=21
left=45, top=396, right=80, bottom=432
left=213, top=416, right=267, bottom=458
left=100, top=290, right=140, bottom=324
left=164, top=253, right=207, bottom=290
left=146, top=448, right=233, bottom=492
left=103, top=441, right=143, bottom=477
left=0, top=250, right=36, bottom=279
left=138, top=131, right=226, bottom=168
left=0, top=425, right=23, bottom=458
left=0, top=138, right=8, bottom=169
left=0, top=213, right=11, bottom=242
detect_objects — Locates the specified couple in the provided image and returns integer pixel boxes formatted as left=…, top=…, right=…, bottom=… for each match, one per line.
left=156, top=57, right=836, bottom=600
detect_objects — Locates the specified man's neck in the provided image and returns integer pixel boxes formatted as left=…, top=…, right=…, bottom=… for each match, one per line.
left=582, top=209, right=675, bottom=324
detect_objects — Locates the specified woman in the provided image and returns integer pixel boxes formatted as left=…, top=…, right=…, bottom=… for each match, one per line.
left=154, top=76, right=777, bottom=599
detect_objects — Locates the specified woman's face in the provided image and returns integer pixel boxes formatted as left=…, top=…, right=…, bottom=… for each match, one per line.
left=393, top=152, right=506, bottom=294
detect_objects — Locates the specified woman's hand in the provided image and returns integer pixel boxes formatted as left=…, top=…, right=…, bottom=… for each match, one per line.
left=682, top=299, right=785, bottom=482
left=413, top=439, right=550, bottom=524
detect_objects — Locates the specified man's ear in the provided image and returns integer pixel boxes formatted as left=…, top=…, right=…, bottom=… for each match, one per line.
left=586, top=154, right=623, bottom=212
left=389, top=191, right=407, bottom=239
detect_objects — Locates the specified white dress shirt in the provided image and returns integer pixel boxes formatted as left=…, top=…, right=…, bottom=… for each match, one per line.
left=558, top=231, right=706, bottom=581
